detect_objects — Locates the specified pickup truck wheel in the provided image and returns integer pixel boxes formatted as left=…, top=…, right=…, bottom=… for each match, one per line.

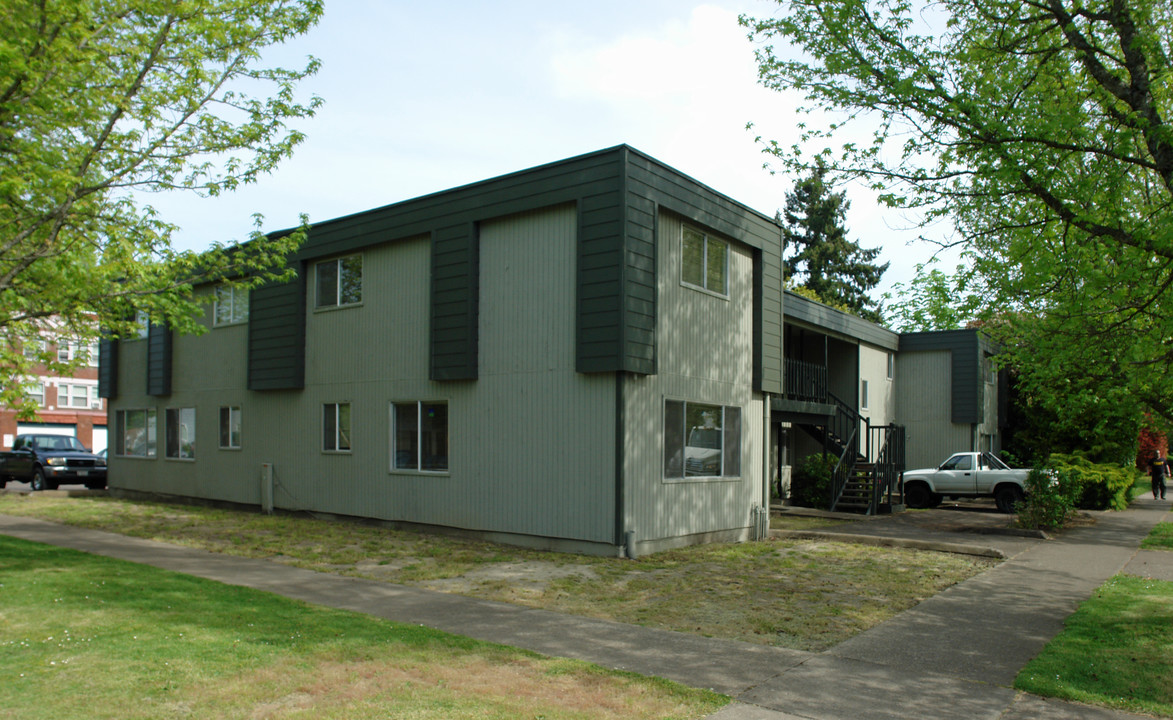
left=31, top=469, right=46, bottom=492
left=995, top=485, right=1025, bottom=514
left=904, top=482, right=933, bottom=509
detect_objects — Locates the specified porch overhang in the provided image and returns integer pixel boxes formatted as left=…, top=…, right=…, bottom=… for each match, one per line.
left=771, top=397, right=836, bottom=425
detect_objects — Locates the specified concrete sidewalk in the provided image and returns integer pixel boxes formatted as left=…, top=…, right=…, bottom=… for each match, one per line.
left=1, top=498, right=1170, bottom=720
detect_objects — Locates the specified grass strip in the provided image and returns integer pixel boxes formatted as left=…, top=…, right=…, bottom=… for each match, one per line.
left=1015, top=574, right=1173, bottom=718
left=1141, top=521, right=1173, bottom=551
left=0, top=535, right=725, bottom=720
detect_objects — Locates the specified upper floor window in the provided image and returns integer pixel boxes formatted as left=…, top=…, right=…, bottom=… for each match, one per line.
left=26, top=382, right=45, bottom=407
left=681, top=227, right=728, bottom=296
left=23, top=338, right=46, bottom=360
left=57, top=382, right=97, bottom=409
left=887, top=352, right=894, bottom=380
left=214, top=285, right=249, bottom=326
left=55, top=339, right=98, bottom=366
left=316, top=255, right=363, bottom=309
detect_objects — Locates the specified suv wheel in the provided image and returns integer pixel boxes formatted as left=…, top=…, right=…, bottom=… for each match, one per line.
left=31, top=468, right=46, bottom=491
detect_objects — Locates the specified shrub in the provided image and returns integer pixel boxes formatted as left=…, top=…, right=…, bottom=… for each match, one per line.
left=1047, top=453, right=1142, bottom=511
left=788, top=453, right=838, bottom=508
left=1014, top=467, right=1076, bottom=531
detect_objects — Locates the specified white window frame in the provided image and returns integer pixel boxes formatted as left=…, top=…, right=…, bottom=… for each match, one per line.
left=26, top=381, right=45, bottom=407
left=214, top=285, right=249, bottom=326
left=56, top=382, right=95, bottom=409
left=680, top=226, right=729, bottom=297
left=165, top=407, right=196, bottom=460
left=390, top=400, right=449, bottom=474
left=323, top=402, right=352, bottom=453
left=219, top=406, right=242, bottom=450
left=315, top=255, right=363, bottom=309
left=886, top=352, right=894, bottom=380
left=861, top=380, right=870, bottom=411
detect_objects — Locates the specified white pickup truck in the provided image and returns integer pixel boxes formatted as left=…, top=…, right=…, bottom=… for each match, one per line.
left=901, top=451, right=1029, bottom=513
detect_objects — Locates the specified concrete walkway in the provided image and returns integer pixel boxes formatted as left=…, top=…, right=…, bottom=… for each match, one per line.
left=1, top=498, right=1171, bottom=720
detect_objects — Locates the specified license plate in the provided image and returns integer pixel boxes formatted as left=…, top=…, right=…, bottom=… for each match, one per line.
left=77, top=470, right=88, bottom=477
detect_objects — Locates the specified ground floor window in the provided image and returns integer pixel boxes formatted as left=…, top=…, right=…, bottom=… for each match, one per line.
left=664, top=400, right=741, bottom=479
left=323, top=402, right=351, bottom=452
left=392, top=401, right=448, bottom=472
left=219, top=406, right=241, bottom=449
left=165, top=407, right=196, bottom=459
left=116, top=408, right=157, bottom=458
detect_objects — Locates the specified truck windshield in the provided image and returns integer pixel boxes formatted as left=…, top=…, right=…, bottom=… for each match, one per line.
left=32, top=436, right=87, bottom=452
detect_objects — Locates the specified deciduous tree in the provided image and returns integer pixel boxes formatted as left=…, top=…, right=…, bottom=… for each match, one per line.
left=1, top=0, right=322, bottom=416
left=741, top=0, right=1173, bottom=429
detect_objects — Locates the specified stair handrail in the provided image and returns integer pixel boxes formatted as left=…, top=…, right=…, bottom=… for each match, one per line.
left=827, top=391, right=870, bottom=459
left=869, top=424, right=907, bottom=512
left=828, top=427, right=859, bottom=512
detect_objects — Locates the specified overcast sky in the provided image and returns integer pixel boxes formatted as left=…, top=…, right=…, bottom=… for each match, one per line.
left=145, top=1, right=948, bottom=297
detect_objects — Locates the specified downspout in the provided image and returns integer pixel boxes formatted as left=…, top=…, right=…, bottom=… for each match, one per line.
left=760, top=394, right=772, bottom=540
left=615, top=371, right=632, bottom=557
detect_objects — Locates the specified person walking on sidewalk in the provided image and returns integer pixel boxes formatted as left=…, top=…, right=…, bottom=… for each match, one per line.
left=1149, top=449, right=1169, bottom=500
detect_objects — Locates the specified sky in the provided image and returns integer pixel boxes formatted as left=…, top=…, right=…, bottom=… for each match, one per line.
left=145, top=0, right=950, bottom=298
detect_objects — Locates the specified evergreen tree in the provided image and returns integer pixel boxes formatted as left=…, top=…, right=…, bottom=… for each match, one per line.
left=779, top=162, right=887, bottom=323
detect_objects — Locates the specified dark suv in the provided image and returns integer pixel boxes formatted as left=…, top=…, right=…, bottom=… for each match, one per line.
left=0, top=434, right=107, bottom=490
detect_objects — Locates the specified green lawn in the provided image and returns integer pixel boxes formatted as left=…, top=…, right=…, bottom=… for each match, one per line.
left=0, top=493, right=993, bottom=651
left=1016, top=574, right=1173, bottom=718
left=0, top=535, right=725, bottom=720
left=1141, top=521, right=1173, bottom=551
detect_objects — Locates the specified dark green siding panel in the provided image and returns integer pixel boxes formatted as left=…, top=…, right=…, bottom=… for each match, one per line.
left=247, top=274, right=306, bottom=391
left=295, top=155, right=625, bottom=262
left=146, top=324, right=172, bottom=396
left=431, top=224, right=478, bottom=381
left=98, top=338, right=118, bottom=399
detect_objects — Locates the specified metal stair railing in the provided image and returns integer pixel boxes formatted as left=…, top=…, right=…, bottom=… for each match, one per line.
left=828, top=427, right=859, bottom=512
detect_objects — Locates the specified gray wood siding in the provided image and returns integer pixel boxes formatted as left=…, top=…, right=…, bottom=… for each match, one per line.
left=622, top=211, right=762, bottom=549
left=895, top=349, right=973, bottom=469
left=113, top=209, right=617, bottom=548
left=243, top=146, right=782, bottom=394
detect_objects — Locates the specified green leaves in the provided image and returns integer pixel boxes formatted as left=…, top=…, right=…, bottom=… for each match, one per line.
left=745, top=0, right=1173, bottom=432
left=0, top=1, right=321, bottom=416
